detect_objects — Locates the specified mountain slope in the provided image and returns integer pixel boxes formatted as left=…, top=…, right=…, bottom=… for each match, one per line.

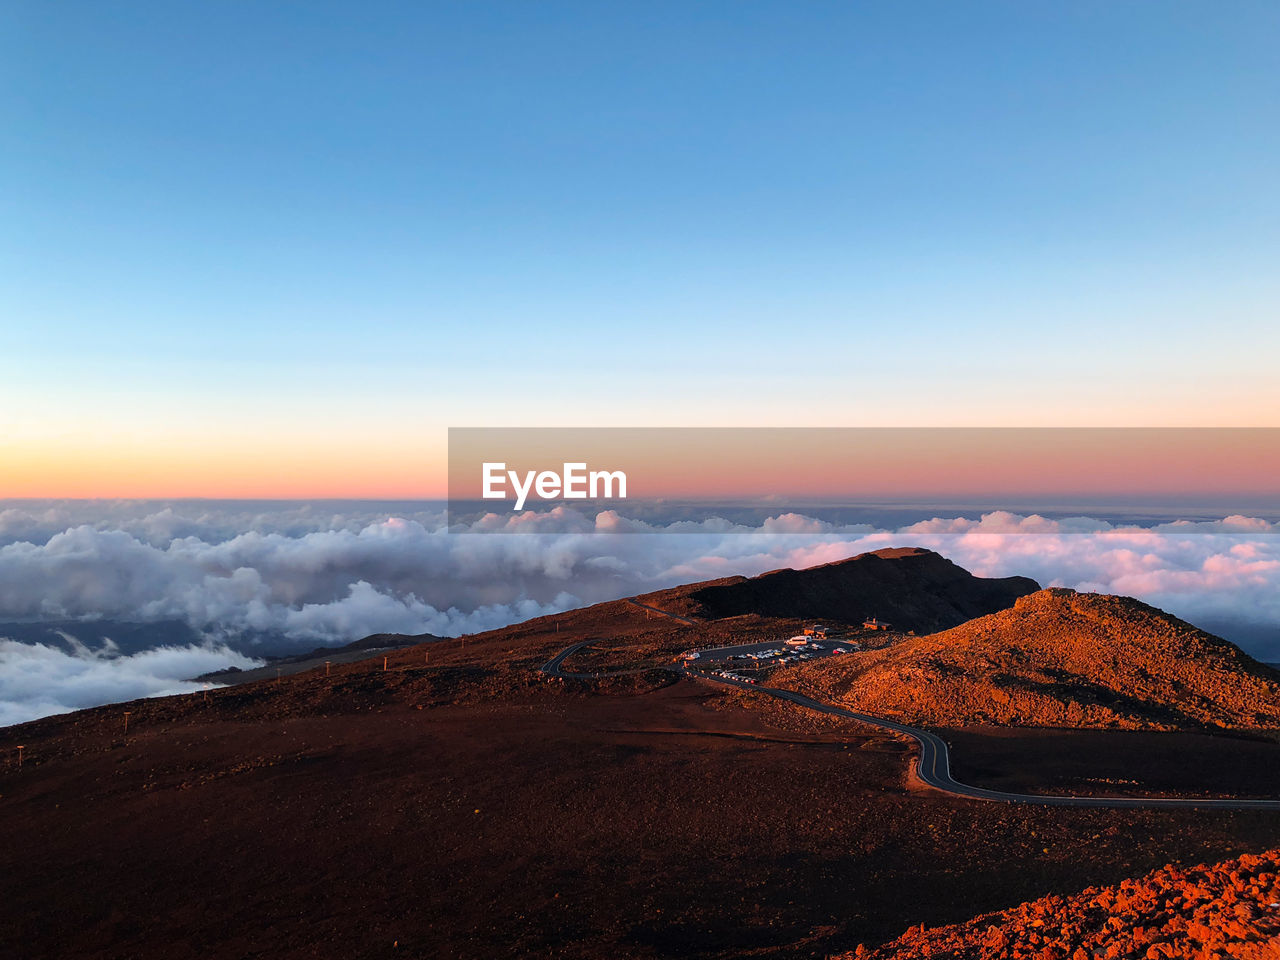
left=786, top=588, right=1280, bottom=730
left=649, top=547, right=1039, bottom=633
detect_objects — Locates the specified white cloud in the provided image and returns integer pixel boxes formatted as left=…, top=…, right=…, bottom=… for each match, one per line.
left=0, top=637, right=262, bottom=727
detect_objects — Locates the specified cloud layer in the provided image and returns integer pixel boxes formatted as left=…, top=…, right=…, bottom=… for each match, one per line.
left=0, top=500, right=1277, bottom=727
left=0, top=636, right=261, bottom=727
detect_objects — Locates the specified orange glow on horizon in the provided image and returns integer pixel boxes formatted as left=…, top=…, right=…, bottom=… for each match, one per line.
left=5, top=428, right=1278, bottom=502
left=0, top=440, right=449, bottom=499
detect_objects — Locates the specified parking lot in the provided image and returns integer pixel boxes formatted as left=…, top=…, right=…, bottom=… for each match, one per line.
left=680, top=636, right=861, bottom=684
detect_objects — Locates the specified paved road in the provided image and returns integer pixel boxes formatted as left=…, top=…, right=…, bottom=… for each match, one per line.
left=540, top=640, right=661, bottom=680
left=687, top=666, right=1280, bottom=809
left=626, top=598, right=697, bottom=625
left=542, top=632, right=1280, bottom=811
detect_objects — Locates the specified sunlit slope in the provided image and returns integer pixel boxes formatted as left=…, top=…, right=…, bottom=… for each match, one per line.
left=787, top=588, right=1280, bottom=730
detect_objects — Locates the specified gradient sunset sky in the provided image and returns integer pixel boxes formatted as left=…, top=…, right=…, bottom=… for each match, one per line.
left=4, top=3, right=1278, bottom=498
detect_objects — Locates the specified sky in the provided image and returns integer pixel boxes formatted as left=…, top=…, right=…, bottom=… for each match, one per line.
left=3, top=2, right=1279, bottom=497
left=448, top=428, right=1280, bottom=504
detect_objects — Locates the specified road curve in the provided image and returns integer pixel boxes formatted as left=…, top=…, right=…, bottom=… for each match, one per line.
left=540, top=639, right=661, bottom=680
left=625, top=598, right=697, bottom=625
left=542, top=639, right=1280, bottom=811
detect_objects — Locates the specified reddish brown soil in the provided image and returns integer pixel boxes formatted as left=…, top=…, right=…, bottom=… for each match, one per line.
left=944, top=726, right=1280, bottom=799
left=4, top=556, right=1280, bottom=959
left=4, top=617, right=1280, bottom=959
left=783, top=589, right=1280, bottom=730
left=845, top=847, right=1280, bottom=959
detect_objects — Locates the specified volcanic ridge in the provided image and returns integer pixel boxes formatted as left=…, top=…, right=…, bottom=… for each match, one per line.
left=783, top=587, right=1280, bottom=730
left=649, top=546, right=1040, bottom=632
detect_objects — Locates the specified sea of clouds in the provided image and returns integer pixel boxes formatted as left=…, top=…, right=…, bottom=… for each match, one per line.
left=0, top=500, right=1277, bottom=727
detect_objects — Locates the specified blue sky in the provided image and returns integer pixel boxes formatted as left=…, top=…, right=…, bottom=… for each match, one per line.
left=3, top=2, right=1278, bottom=494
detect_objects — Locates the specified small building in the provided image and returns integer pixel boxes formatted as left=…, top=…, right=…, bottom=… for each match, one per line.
left=862, top=618, right=892, bottom=631
left=803, top=624, right=828, bottom=637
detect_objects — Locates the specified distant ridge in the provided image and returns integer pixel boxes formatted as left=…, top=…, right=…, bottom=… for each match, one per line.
left=193, top=631, right=441, bottom=685
left=670, top=547, right=1039, bottom=633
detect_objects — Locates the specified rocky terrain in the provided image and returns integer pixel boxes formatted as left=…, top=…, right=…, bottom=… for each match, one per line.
left=5, top=615, right=1279, bottom=960
left=848, top=847, right=1280, bottom=959
left=783, top=588, right=1280, bottom=730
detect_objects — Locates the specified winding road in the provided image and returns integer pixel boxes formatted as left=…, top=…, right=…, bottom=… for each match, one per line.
left=539, top=639, right=659, bottom=680
left=541, top=636, right=1280, bottom=811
